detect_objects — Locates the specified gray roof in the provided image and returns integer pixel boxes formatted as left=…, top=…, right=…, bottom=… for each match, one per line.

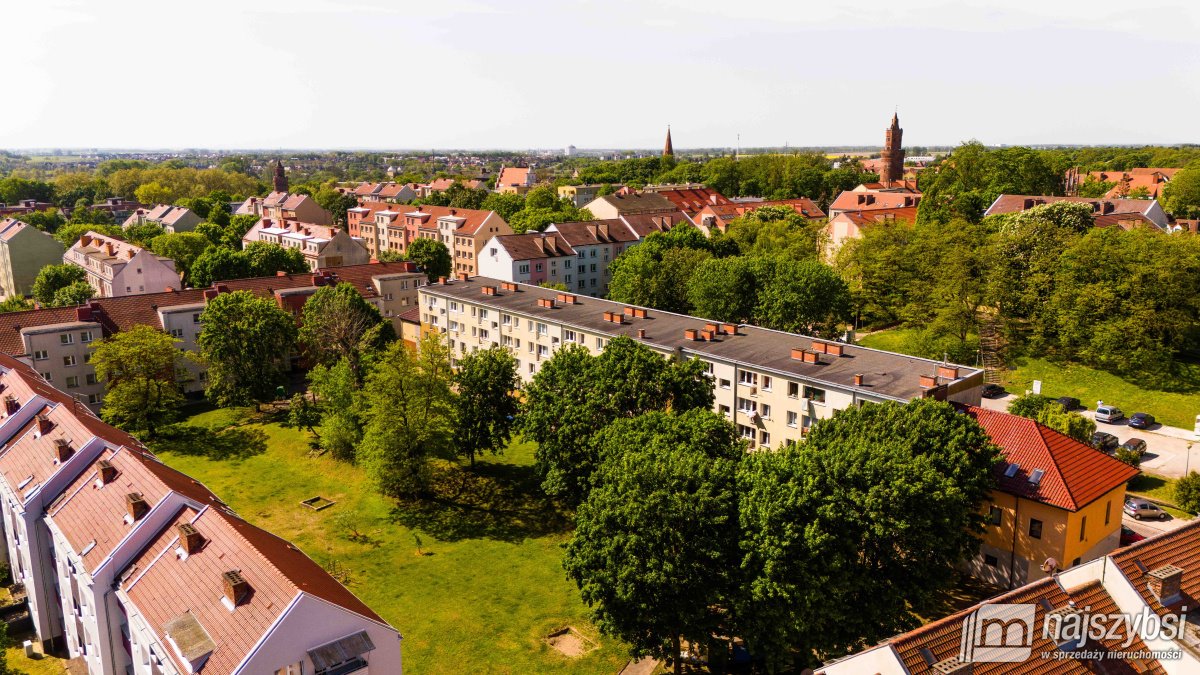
left=423, top=277, right=982, bottom=402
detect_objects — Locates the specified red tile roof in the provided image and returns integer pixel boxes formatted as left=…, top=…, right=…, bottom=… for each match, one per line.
left=496, top=167, right=531, bottom=188
left=829, top=190, right=922, bottom=212
left=960, top=406, right=1139, bottom=512
left=1111, top=518, right=1200, bottom=620
left=619, top=212, right=690, bottom=238
left=835, top=206, right=918, bottom=227
left=984, top=195, right=1160, bottom=221
left=0, top=402, right=94, bottom=507
left=648, top=187, right=732, bottom=215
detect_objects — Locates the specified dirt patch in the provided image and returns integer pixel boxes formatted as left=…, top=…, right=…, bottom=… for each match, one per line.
left=545, top=626, right=597, bottom=658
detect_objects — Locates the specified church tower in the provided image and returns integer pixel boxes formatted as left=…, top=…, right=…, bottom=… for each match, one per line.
left=663, top=126, right=674, bottom=157
left=272, top=160, right=289, bottom=193
left=879, top=113, right=904, bottom=184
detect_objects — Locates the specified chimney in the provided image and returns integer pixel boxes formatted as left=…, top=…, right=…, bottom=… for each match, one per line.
left=637, top=328, right=646, bottom=339
left=37, top=414, right=53, bottom=435
left=854, top=373, right=864, bottom=386
left=222, top=570, right=251, bottom=607
left=700, top=329, right=716, bottom=341
left=54, top=438, right=73, bottom=462
left=537, top=297, right=556, bottom=309
left=811, top=341, right=829, bottom=354
left=722, top=324, right=737, bottom=336
left=105, top=242, right=115, bottom=256
left=482, top=285, right=497, bottom=296
left=1022, top=198, right=1034, bottom=210
left=276, top=270, right=288, bottom=277
left=802, top=351, right=820, bottom=364
left=556, top=293, right=577, bottom=305
left=98, top=459, right=117, bottom=484
left=937, top=365, right=959, bottom=380
left=684, top=329, right=699, bottom=341
left=81, top=234, right=93, bottom=248
left=602, top=311, right=624, bottom=324
left=4, top=396, right=18, bottom=415
left=500, top=281, right=518, bottom=291
left=203, top=288, right=219, bottom=302
left=177, top=522, right=205, bottom=555
left=827, top=343, right=844, bottom=357
left=919, top=374, right=938, bottom=389
left=705, top=322, right=719, bottom=334
left=1147, top=565, right=1184, bottom=605
left=126, top=249, right=136, bottom=259
left=438, top=276, right=447, bottom=285
left=126, top=492, right=149, bottom=521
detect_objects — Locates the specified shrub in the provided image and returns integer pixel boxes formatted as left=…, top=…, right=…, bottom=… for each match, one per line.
left=1175, top=471, right=1200, bottom=513
left=1115, top=447, right=1142, bottom=468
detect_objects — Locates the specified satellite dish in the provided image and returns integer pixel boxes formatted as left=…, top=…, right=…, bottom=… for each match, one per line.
left=1042, top=558, right=1059, bottom=574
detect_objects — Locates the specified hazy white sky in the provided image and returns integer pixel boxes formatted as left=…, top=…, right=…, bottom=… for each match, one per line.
left=4, top=0, right=1198, bottom=150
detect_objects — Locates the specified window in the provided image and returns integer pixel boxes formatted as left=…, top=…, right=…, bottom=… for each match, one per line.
left=87, top=393, right=100, bottom=405
left=33, top=350, right=47, bottom=361
left=803, top=386, right=826, bottom=403
left=988, top=505, right=1002, bottom=525
left=590, top=249, right=597, bottom=258
left=41, top=372, right=52, bottom=382
left=535, top=263, right=543, bottom=272
left=736, top=397, right=756, bottom=414
left=502, top=314, right=511, bottom=326
left=192, top=313, right=201, bottom=324
left=519, top=264, right=529, bottom=274
left=589, top=263, right=597, bottom=273
left=63, top=355, right=77, bottom=367
left=761, top=375, right=772, bottom=391
left=1079, top=516, right=1087, bottom=542
left=787, top=411, right=798, bottom=428
left=273, top=663, right=304, bottom=675
left=984, top=554, right=998, bottom=567
left=590, top=278, right=597, bottom=288
left=718, top=405, right=730, bottom=417
left=1028, top=519, right=1042, bottom=539
left=537, top=345, right=549, bottom=358
left=479, top=309, right=489, bottom=320
left=170, top=328, right=183, bottom=338
left=65, top=376, right=79, bottom=389
left=736, top=424, right=755, bottom=440
left=564, top=330, right=576, bottom=343
left=577, top=280, right=586, bottom=289
left=80, top=331, right=93, bottom=343
left=738, top=371, right=758, bottom=386
left=86, top=373, right=97, bottom=385
left=536, top=323, right=548, bottom=336
left=759, top=431, right=770, bottom=445
left=718, top=378, right=730, bottom=389
left=761, top=404, right=771, bottom=419
left=60, top=333, right=74, bottom=345
left=787, top=382, right=799, bottom=398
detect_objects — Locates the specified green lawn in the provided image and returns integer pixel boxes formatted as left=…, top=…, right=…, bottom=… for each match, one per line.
left=857, top=328, right=1200, bottom=430
left=152, top=407, right=629, bottom=675
left=6, top=642, right=67, bottom=674
left=1127, top=473, right=1194, bottom=519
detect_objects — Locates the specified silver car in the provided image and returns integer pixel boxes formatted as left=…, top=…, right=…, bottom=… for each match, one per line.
left=1095, top=405, right=1124, bottom=424
left=1125, top=499, right=1166, bottom=521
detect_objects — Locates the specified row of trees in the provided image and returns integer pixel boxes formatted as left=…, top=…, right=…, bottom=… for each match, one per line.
left=607, top=209, right=852, bottom=337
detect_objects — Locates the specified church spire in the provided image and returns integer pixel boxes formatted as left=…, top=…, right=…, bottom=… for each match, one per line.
left=272, top=160, right=288, bottom=193
left=880, top=113, right=904, bottom=184
left=663, top=126, right=674, bottom=157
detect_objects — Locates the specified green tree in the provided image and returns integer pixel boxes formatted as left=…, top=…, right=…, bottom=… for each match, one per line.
left=1162, top=164, right=1200, bottom=217
left=1008, top=393, right=1055, bottom=418
left=189, top=247, right=252, bottom=287
left=752, top=258, right=851, bottom=336
left=358, top=335, right=455, bottom=497
left=52, top=222, right=121, bottom=248
left=299, top=282, right=394, bottom=380
left=314, top=187, right=359, bottom=226
left=453, top=346, right=520, bottom=467
left=564, top=410, right=741, bottom=673
left=134, top=181, right=173, bottom=205
left=686, top=256, right=757, bottom=323
left=1174, top=471, right=1200, bottom=513
left=90, top=325, right=186, bottom=437
left=736, top=400, right=1000, bottom=667
left=1035, top=403, right=1096, bottom=443
left=244, top=241, right=308, bottom=277
left=0, top=296, right=32, bottom=313
left=32, top=264, right=86, bottom=306
left=480, top=192, right=526, bottom=220
left=307, top=359, right=362, bottom=461
left=123, top=222, right=165, bottom=248
left=608, top=227, right=714, bottom=313
left=405, top=238, right=452, bottom=282
left=52, top=281, right=96, bottom=307
left=198, top=290, right=298, bottom=408
left=724, top=205, right=822, bottom=260
left=151, top=232, right=210, bottom=283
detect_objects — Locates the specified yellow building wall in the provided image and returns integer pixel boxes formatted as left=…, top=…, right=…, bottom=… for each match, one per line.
left=1064, top=483, right=1126, bottom=565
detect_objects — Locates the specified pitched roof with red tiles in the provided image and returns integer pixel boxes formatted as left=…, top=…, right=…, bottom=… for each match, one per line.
left=881, top=576, right=1166, bottom=675
left=829, top=190, right=922, bottom=213
left=491, top=232, right=576, bottom=261
left=496, top=167, right=531, bottom=188
left=0, top=401, right=95, bottom=509
left=647, top=187, right=731, bottom=215
left=984, top=195, right=1160, bottom=220
left=960, top=406, right=1139, bottom=511
left=394, top=203, right=503, bottom=236
left=834, top=206, right=919, bottom=227
left=1086, top=168, right=1179, bottom=199
left=1111, top=518, right=1200, bottom=621
left=0, top=261, right=424, bottom=357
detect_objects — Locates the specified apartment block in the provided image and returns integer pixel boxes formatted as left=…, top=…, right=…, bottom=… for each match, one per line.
left=346, top=203, right=511, bottom=275
left=64, top=232, right=179, bottom=298
left=0, top=262, right=427, bottom=411
left=419, top=276, right=984, bottom=449
left=121, top=205, right=202, bottom=234
left=0, top=218, right=66, bottom=298
left=242, top=218, right=372, bottom=270
left=0, top=357, right=402, bottom=674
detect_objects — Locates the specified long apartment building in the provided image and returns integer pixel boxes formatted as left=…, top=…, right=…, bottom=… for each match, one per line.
left=345, top=202, right=511, bottom=275
left=65, top=232, right=180, bottom=298
left=0, top=262, right=427, bottom=410
left=242, top=218, right=372, bottom=270
left=419, top=276, right=984, bottom=448
left=0, top=354, right=402, bottom=674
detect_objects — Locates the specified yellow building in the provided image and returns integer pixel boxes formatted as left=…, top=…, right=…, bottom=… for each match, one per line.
left=963, top=406, right=1139, bottom=589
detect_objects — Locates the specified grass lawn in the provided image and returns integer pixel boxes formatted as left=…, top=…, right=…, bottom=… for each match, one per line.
left=151, top=406, right=629, bottom=675
left=1127, top=473, right=1194, bottom=519
left=6, top=639, right=68, bottom=675
left=858, top=328, right=1200, bottom=430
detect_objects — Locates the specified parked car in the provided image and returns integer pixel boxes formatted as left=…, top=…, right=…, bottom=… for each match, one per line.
left=1120, top=525, right=1146, bottom=546
left=1095, top=405, right=1124, bottom=423
left=1125, top=499, right=1167, bottom=521
left=1056, top=396, right=1081, bottom=411
left=1119, top=438, right=1148, bottom=457
left=1128, top=412, right=1156, bottom=430
left=981, top=383, right=1006, bottom=399
left=1090, top=431, right=1119, bottom=453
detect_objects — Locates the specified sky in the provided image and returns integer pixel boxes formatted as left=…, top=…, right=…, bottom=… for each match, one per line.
left=3, top=0, right=1199, bottom=150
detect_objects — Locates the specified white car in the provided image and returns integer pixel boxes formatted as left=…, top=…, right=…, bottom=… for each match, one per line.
left=1095, top=405, right=1124, bottom=424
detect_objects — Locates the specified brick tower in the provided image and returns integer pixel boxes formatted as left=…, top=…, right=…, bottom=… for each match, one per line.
left=272, top=160, right=288, bottom=193
left=879, top=113, right=904, bottom=184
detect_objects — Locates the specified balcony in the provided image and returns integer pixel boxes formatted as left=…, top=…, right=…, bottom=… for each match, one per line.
left=319, top=658, right=368, bottom=675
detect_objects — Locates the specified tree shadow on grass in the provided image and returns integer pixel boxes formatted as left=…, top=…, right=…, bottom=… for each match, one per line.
left=389, top=460, right=572, bottom=543
left=152, top=424, right=268, bottom=461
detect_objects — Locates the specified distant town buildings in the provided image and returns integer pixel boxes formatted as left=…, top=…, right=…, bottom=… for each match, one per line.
left=242, top=219, right=371, bottom=271
left=235, top=192, right=334, bottom=226
left=121, top=204, right=202, bottom=233
left=557, top=184, right=604, bottom=209
left=1067, top=167, right=1180, bottom=199
left=64, top=231, right=179, bottom=297
left=582, top=192, right=680, bottom=219
left=0, top=219, right=66, bottom=298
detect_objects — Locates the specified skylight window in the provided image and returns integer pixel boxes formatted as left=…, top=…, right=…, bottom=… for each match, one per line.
left=1003, top=463, right=1020, bottom=478
left=1029, top=469, right=1045, bottom=486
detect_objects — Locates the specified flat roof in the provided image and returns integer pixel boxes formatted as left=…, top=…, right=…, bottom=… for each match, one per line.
left=421, top=277, right=982, bottom=401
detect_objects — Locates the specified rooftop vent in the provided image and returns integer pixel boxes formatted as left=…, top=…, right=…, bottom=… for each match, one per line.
left=482, top=285, right=497, bottom=296
left=919, top=374, right=938, bottom=389
left=126, top=492, right=149, bottom=521
left=97, top=459, right=117, bottom=484
left=537, top=297, right=556, bottom=309
left=222, top=570, right=251, bottom=607
left=853, top=373, right=864, bottom=386
left=602, top=311, right=624, bottom=325
left=637, top=329, right=646, bottom=339
left=177, top=522, right=205, bottom=556
left=556, top=293, right=578, bottom=305
left=684, top=328, right=700, bottom=341
left=455, top=272, right=469, bottom=281
left=500, top=281, right=518, bottom=292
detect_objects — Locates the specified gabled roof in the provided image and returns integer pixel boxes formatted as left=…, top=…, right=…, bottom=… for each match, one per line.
left=646, top=187, right=731, bottom=215
left=588, top=192, right=677, bottom=215
left=619, top=211, right=690, bottom=237
left=386, top=203, right=502, bottom=236
left=0, top=401, right=95, bottom=508
left=829, top=190, right=921, bottom=213
left=834, top=206, right=918, bottom=227
left=496, top=167, right=531, bottom=188
left=1112, top=519, right=1200, bottom=619
left=547, top=219, right=639, bottom=246
left=960, top=406, right=1139, bottom=511
left=984, top=195, right=1160, bottom=221
left=490, top=233, right=576, bottom=261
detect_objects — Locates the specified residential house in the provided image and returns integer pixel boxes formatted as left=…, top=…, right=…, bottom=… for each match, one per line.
left=545, top=219, right=642, bottom=295
left=823, top=206, right=917, bottom=257
left=0, top=199, right=55, bottom=217
left=3, top=262, right=426, bottom=409
left=494, top=167, right=535, bottom=195
left=827, top=187, right=922, bottom=220
left=984, top=194, right=1171, bottom=230
left=235, top=192, right=334, bottom=225
left=822, top=518, right=1200, bottom=674
left=350, top=181, right=419, bottom=204
left=121, top=204, right=202, bottom=233
left=0, top=219, right=66, bottom=298
left=557, top=185, right=605, bottom=209
left=1069, top=167, right=1180, bottom=199
left=694, top=198, right=826, bottom=236
left=642, top=184, right=732, bottom=217
left=962, top=406, right=1138, bottom=589
left=582, top=192, right=680, bottom=219
left=477, top=232, right=577, bottom=288
left=64, top=232, right=179, bottom=298
left=420, top=277, right=984, bottom=447
left=242, top=219, right=371, bottom=270
left=0, top=355, right=404, bottom=674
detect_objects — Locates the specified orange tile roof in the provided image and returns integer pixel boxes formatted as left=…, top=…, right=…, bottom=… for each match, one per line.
left=650, top=187, right=731, bottom=215
left=961, top=406, right=1139, bottom=512
left=829, top=190, right=921, bottom=212
left=1112, top=518, right=1200, bottom=620
left=836, top=206, right=918, bottom=227
left=0, top=402, right=94, bottom=507
left=496, top=167, right=531, bottom=188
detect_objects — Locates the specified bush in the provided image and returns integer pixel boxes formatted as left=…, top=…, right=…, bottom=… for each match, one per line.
left=1175, top=471, right=1200, bottom=513
left=1008, top=393, right=1055, bottom=419
left=1115, top=447, right=1142, bottom=468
